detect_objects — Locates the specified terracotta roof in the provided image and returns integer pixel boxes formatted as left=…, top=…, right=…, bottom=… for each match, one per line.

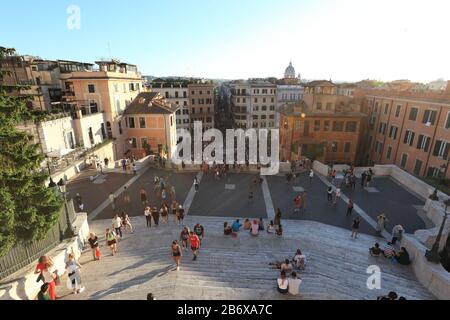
left=304, top=80, right=335, bottom=87
left=124, top=92, right=175, bottom=115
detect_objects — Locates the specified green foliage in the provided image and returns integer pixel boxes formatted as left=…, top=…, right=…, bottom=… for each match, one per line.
left=0, top=47, right=63, bottom=256
left=302, top=143, right=325, bottom=161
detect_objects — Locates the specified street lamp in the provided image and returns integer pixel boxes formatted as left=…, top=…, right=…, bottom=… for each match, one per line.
left=425, top=198, right=450, bottom=263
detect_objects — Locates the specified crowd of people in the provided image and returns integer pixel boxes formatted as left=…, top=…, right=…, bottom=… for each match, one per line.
left=224, top=210, right=284, bottom=238
left=271, top=249, right=306, bottom=296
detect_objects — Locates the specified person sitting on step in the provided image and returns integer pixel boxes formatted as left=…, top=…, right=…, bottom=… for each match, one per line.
left=280, top=258, right=293, bottom=274
left=266, top=220, right=275, bottom=234
left=258, top=218, right=265, bottom=231
left=250, top=219, right=259, bottom=236
left=293, top=249, right=306, bottom=270
left=277, top=271, right=289, bottom=294
left=394, top=247, right=411, bottom=265
left=382, top=242, right=395, bottom=259
left=369, top=243, right=382, bottom=257
left=223, top=222, right=232, bottom=236
left=231, top=219, right=242, bottom=232
left=243, top=218, right=251, bottom=231
left=275, top=224, right=283, bottom=237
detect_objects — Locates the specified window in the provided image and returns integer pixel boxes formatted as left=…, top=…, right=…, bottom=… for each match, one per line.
left=413, top=159, right=423, bottom=176
left=191, top=91, right=195, bottom=95
left=326, top=102, right=333, bottom=110
left=400, top=153, right=408, bottom=168
left=304, top=120, right=310, bottom=136
left=269, top=115, right=274, bottom=119
left=254, top=98, right=258, bottom=103
left=344, top=142, right=351, bottom=153
left=386, top=146, right=392, bottom=159
left=374, top=102, right=379, bottom=112
left=417, top=135, right=430, bottom=152
left=139, top=117, right=146, bottom=128
left=384, top=103, right=389, bottom=114
left=316, top=102, right=322, bottom=110
left=314, top=120, right=320, bottom=131
left=294, top=120, right=301, bottom=130
left=445, top=112, right=450, bottom=129
left=253, top=115, right=258, bottom=120
left=253, top=106, right=259, bottom=111
left=395, top=105, right=401, bottom=117
left=345, top=121, right=357, bottom=132
left=422, top=110, right=437, bottom=125
left=199, top=91, right=202, bottom=95
left=141, top=138, right=148, bottom=149
left=324, top=120, right=330, bottom=131
left=192, top=99, right=195, bottom=105
left=128, top=117, right=135, bottom=128
left=333, top=121, right=344, bottom=132
left=183, top=101, right=187, bottom=106
left=88, top=127, right=94, bottom=145
left=130, top=138, right=137, bottom=148
left=261, top=115, right=267, bottom=120
left=427, top=167, right=440, bottom=177
left=409, top=107, right=418, bottom=121
left=100, top=123, right=106, bottom=140
left=403, top=130, right=415, bottom=146
left=331, top=141, right=338, bottom=152
left=270, top=105, right=275, bottom=111
left=118, top=121, right=123, bottom=135
left=433, top=140, right=450, bottom=159
left=389, top=125, right=398, bottom=140
left=88, top=84, right=95, bottom=93
left=261, top=106, right=267, bottom=111
left=263, top=98, right=266, bottom=103
left=378, top=122, right=387, bottom=134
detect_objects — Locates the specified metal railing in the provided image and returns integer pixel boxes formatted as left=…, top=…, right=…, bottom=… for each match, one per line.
left=0, top=200, right=76, bottom=281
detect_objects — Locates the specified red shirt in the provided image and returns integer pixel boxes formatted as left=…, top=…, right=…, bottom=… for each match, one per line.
left=36, top=263, right=46, bottom=273
left=189, top=235, right=200, bottom=248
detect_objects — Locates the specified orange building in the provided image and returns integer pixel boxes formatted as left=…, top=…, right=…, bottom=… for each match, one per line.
left=365, top=92, right=450, bottom=179
left=278, top=80, right=366, bottom=164
left=123, top=92, right=177, bottom=161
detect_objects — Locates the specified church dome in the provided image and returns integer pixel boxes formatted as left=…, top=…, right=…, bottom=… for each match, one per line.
left=284, top=62, right=296, bottom=79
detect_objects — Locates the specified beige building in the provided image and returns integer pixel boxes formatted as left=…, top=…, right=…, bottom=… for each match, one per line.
left=231, top=81, right=277, bottom=129
left=188, top=83, right=215, bottom=132
left=61, top=60, right=143, bottom=158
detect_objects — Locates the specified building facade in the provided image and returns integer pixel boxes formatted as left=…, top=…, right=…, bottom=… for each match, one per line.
left=365, top=92, right=450, bottom=179
left=123, top=92, right=177, bottom=161
left=278, top=80, right=366, bottom=164
left=276, top=62, right=303, bottom=128
left=188, top=83, right=215, bottom=132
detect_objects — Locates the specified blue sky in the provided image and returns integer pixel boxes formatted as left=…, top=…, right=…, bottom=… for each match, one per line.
left=1, top=0, right=449, bottom=82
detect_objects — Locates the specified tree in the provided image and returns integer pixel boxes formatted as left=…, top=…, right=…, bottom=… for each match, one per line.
left=301, top=143, right=325, bottom=161
left=0, top=47, right=63, bottom=255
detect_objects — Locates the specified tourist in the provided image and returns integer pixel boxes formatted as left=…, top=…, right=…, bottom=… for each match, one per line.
left=394, top=247, right=411, bottom=265
left=160, top=204, right=169, bottom=224
left=293, top=194, right=302, bottom=213
left=170, top=185, right=176, bottom=201
left=224, top=222, right=232, bottom=236
left=75, top=193, right=84, bottom=211
left=377, top=291, right=398, bottom=300
left=366, top=171, right=372, bottom=187
left=161, top=188, right=167, bottom=202
left=391, top=224, right=404, bottom=245
left=188, top=231, right=201, bottom=260
left=171, top=201, right=178, bottom=223
left=334, top=187, right=341, bottom=204
left=288, top=272, right=302, bottom=296
left=274, top=208, right=282, bottom=226
left=121, top=212, right=133, bottom=233
left=331, top=169, right=337, bottom=184
left=276, top=224, right=283, bottom=237
left=35, top=255, right=53, bottom=283
left=177, top=205, right=185, bottom=225
left=144, top=206, right=152, bottom=228
left=106, top=228, right=118, bottom=256
left=309, top=169, right=314, bottom=183
left=109, top=192, right=117, bottom=210
left=293, top=249, right=306, bottom=270
left=250, top=219, right=259, bottom=236
left=280, top=258, right=293, bottom=274
left=351, top=217, right=360, bottom=239
left=147, top=293, right=156, bottom=300
left=65, top=253, right=85, bottom=295
left=194, top=177, right=199, bottom=192
left=277, top=271, right=289, bottom=294
left=151, top=206, right=160, bottom=226
left=88, top=232, right=100, bottom=261
left=140, top=187, right=148, bottom=206
left=248, top=191, right=254, bottom=203
left=121, top=158, right=127, bottom=171
left=36, top=283, right=50, bottom=300
left=369, top=243, right=382, bottom=257
left=350, top=175, right=356, bottom=189
left=180, top=226, right=190, bottom=250
left=301, top=192, right=307, bottom=212
left=361, top=171, right=367, bottom=187
left=382, top=242, right=395, bottom=259
left=231, top=219, right=242, bottom=232
left=258, top=218, right=265, bottom=231
left=123, top=186, right=131, bottom=205
left=41, top=260, right=58, bottom=300
left=132, top=163, right=137, bottom=175
left=194, top=223, right=205, bottom=243
left=171, top=240, right=182, bottom=271
left=327, top=186, right=333, bottom=203
left=346, top=199, right=354, bottom=216
left=243, top=218, right=251, bottom=230
left=376, top=213, right=388, bottom=235
left=112, top=214, right=122, bottom=238
left=267, top=220, right=275, bottom=234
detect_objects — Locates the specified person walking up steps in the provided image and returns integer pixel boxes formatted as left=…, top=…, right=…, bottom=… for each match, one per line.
left=177, top=205, right=185, bottom=226
left=140, top=187, right=148, bottom=206
left=334, top=187, right=341, bottom=204
left=274, top=208, right=282, bottom=226
left=194, top=223, right=205, bottom=245
left=88, top=233, right=100, bottom=261
left=346, top=198, right=354, bottom=215
left=109, top=192, right=117, bottom=210
left=171, top=201, right=178, bottom=223
left=309, top=169, right=314, bottom=183
left=123, top=186, right=131, bottom=205
left=293, top=194, right=302, bottom=213
left=351, top=217, right=360, bottom=239
left=112, top=214, right=122, bottom=239
left=171, top=240, right=182, bottom=271
left=144, top=206, right=152, bottom=228
left=376, top=213, right=388, bottom=236
left=327, top=186, right=333, bottom=203
left=106, top=228, right=118, bottom=256
left=180, top=226, right=190, bottom=251
left=151, top=206, right=160, bottom=227
left=189, top=231, right=201, bottom=260
left=194, top=177, right=199, bottom=192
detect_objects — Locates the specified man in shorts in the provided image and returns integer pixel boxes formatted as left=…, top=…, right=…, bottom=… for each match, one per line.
left=188, top=231, right=201, bottom=261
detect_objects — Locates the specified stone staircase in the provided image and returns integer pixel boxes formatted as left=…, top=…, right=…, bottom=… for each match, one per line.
left=60, top=216, right=434, bottom=300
